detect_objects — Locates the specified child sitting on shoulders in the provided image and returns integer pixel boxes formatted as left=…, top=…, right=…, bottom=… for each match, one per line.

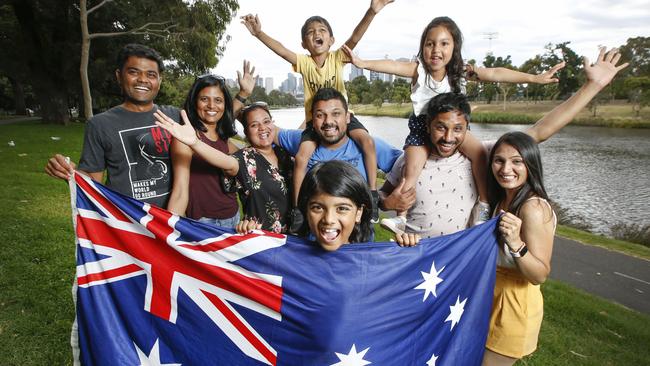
left=241, top=0, right=394, bottom=229
left=343, top=16, right=565, bottom=233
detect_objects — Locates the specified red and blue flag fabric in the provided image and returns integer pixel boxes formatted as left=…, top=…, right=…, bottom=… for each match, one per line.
left=69, top=172, right=498, bottom=365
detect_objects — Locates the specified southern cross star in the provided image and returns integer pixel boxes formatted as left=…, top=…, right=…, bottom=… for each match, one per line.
left=444, top=295, right=467, bottom=331
left=426, top=353, right=438, bottom=366
left=331, top=344, right=372, bottom=366
left=414, top=260, right=445, bottom=301
left=135, top=339, right=181, bottom=366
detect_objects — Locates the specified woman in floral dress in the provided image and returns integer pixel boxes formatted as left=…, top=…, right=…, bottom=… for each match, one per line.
left=155, top=102, right=292, bottom=233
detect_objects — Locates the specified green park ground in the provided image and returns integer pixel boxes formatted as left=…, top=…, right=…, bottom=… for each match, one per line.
left=1, top=118, right=649, bottom=365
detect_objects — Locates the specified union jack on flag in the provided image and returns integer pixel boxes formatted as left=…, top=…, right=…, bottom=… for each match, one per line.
left=70, top=172, right=498, bottom=365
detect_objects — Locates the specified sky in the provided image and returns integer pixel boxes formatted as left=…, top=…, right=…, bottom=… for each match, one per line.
left=213, top=0, right=650, bottom=88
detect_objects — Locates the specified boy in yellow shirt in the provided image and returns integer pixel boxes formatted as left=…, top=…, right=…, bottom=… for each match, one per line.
left=241, top=0, right=393, bottom=230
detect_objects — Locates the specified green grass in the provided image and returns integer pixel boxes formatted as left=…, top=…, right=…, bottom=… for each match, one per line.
left=352, top=101, right=650, bottom=128
left=556, top=225, right=650, bottom=260
left=1, top=120, right=649, bottom=365
left=528, top=280, right=650, bottom=365
left=0, top=121, right=82, bottom=365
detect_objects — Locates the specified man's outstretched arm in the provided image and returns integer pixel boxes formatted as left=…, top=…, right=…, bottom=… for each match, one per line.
left=526, top=47, right=628, bottom=143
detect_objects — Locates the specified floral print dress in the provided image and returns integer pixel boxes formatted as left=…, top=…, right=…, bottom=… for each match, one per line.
left=227, top=146, right=293, bottom=233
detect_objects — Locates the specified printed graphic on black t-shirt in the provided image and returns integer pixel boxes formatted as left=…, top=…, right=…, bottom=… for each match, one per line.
left=119, top=125, right=172, bottom=201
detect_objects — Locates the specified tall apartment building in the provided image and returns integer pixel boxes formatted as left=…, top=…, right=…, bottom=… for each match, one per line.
left=264, top=77, right=274, bottom=93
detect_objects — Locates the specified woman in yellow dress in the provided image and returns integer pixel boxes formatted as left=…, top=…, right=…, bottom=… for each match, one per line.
left=483, top=131, right=557, bottom=365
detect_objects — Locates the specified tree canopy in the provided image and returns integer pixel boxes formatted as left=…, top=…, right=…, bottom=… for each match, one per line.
left=1, top=0, right=238, bottom=124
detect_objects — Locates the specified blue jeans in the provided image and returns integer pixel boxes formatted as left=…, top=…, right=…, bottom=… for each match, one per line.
left=198, top=211, right=240, bottom=229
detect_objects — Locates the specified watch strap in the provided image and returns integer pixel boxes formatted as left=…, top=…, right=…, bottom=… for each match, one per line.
left=235, top=94, right=247, bottom=104
left=510, top=243, right=528, bottom=258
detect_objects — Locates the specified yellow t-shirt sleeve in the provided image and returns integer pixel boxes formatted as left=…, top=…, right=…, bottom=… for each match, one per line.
left=293, top=54, right=310, bottom=74
left=334, top=48, right=350, bottom=64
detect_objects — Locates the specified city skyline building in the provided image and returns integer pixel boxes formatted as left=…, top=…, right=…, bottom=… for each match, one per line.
left=264, top=77, right=274, bottom=93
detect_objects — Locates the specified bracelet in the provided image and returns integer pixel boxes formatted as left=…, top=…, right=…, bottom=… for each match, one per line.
left=235, top=94, right=247, bottom=104
left=509, top=242, right=528, bottom=258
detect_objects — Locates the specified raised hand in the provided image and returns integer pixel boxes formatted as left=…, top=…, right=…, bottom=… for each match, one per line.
left=532, top=61, right=566, bottom=84
left=237, top=60, right=256, bottom=98
left=342, top=45, right=363, bottom=67
left=584, top=47, right=629, bottom=88
left=154, top=110, right=198, bottom=147
left=240, top=14, right=262, bottom=37
left=370, top=0, right=394, bottom=14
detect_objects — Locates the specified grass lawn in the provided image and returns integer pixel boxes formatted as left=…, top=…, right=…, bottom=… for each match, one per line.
left=1, top=120, right=649, bottom=365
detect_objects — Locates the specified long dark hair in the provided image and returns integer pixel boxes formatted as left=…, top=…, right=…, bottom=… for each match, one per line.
left=487, top=132, right=549, bottom=214
left=183, top=75, right=236, bottom=140
left=297, top=161, right=373, bottom=243
left=417, top=17, right=464, bottom=94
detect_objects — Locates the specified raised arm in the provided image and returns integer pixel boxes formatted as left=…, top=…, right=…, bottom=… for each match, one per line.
left=526, top=47, right=628, bottom=143
left=233, top=60, right=256, bottom=118
left=154, top=110, right=239, bottom=176
left=343, top=0, right=394, bottom=50
left=241, top=14, right=297, bottom=65
left=342, top=45, right=417, bottom=78
left=474, top=61, right=566, bottom=84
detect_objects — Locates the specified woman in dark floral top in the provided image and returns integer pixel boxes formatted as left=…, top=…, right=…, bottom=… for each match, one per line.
left=155, top=103, right=292, bottom=233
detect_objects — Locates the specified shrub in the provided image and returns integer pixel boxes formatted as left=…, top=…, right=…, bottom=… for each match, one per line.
left=610, top=223, right=650, bottom=247
left=549, top=201, right=593, bottom=231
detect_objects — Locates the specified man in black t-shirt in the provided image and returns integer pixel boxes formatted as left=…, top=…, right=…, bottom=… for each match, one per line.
left=46, top=43, right=179, bottom=207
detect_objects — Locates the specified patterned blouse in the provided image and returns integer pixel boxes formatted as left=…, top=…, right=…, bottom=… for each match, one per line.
left=227, top=146, right=293, bottom=233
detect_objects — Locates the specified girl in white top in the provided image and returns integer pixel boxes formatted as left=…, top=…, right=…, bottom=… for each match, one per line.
left=343, top=16, right=564, bottom=231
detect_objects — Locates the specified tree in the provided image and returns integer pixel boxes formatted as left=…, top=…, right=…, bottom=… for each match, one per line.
left=390, top=82, right=410, bottom=105
left=249, top=85, right=269, bottom=104
left=612, top=37, right=650, bottom=100
left=624, top=77, right=650, bottom=116
left=542, top=42, right=583, bottom=99
left=2, top=0, right=238, bottom=124
left=346, top=75, right=370, bottom=105
left=519, top=55, right=553, bottom=101
left=618, top=37, right=650, bottom=77
left=482, top=54, right=516, bottom=109
left=78, top=0, right=238, bottom=120
left=0, top=5, right=32, bottom=115
left=369, top=79, right=388, bottom=103
left=156, top=74, right=195, bottom=108
left=372, top=97, right=383, bottom=110
left=5, top=0, right=80, bottom=124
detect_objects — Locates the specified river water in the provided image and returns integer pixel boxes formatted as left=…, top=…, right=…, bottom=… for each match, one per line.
left=264, top=108, right=650, bottom=234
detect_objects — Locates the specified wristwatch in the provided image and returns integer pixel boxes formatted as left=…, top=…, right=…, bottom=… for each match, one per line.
left=509, top=242, right=528, bottom=258
left=235, top=94, right=247, bottom=104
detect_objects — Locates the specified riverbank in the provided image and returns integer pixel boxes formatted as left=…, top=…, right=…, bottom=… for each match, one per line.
left=351, top=101, right=650, bottom=128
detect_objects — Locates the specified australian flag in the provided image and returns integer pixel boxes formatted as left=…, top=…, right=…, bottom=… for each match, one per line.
left=69, top=172, right=498, bottom=365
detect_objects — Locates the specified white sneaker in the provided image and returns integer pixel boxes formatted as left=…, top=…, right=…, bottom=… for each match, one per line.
left=380, top=216, right=407, bottom=235
left=470, top=201, right=491, bottom=226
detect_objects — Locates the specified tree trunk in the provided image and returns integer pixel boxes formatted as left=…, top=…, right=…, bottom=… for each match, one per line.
left=9, top=0, right=71, bottom=124
left=36, top=84, right=70, bottom=125
left=9, top=77, right=27, bottom=115
left=80, top=0, right=93, bottom=121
